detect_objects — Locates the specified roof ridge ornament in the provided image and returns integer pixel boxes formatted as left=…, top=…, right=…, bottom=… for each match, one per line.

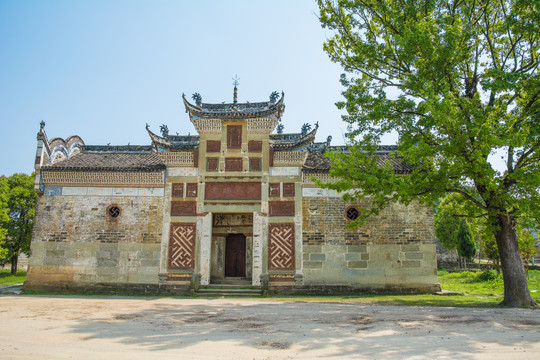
left=232, top=75, right=240, bottom=106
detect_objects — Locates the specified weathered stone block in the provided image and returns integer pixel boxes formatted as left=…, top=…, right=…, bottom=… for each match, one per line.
left=401, top=260, right=421, bottom=268
left=405, top=252, right=424, bottom=260
left=303, top=261, right=323, bottom=269
left=344, top=253, right=362, bottom=261
left=310, top=253, right=326, bottom=261
left=347, top=245, right=367, bottom=253
left=347, top=261, right=367, bottom=269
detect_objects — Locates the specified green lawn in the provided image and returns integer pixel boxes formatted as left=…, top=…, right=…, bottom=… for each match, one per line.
left=264, top=270, right=540, bottom=307
left=6, top=268, right=540, bottom=307
left=0, top=269, right=27, bottom=286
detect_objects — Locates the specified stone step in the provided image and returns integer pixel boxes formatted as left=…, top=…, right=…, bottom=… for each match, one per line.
left=197, top=285, right=263, bottom=297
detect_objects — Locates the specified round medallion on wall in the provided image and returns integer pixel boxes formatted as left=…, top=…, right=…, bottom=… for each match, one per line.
left=345, top=205, right=360, bottom=221
left=107, top=204, right=121, bottom=219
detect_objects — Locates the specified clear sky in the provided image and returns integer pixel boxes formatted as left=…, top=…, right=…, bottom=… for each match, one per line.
left=0, top=0, right=369, bottom=176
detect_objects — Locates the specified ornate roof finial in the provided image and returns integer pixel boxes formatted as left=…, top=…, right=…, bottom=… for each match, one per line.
left=192, top=92, right=202, bottom=106
left=40, top=120, right=45, bottom=131
left=232, top=75, right=240, bottom=105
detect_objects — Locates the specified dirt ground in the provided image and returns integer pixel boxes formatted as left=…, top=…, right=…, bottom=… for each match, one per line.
left=0, top=295, right=539, bottom=360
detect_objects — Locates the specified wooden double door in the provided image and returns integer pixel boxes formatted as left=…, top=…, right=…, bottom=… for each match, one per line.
left=225, top=234, right=246, bottom=277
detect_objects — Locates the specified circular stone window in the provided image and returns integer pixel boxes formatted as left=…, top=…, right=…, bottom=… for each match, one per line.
left=107, top=205, right=121, bottom=219
left=345, top=206, right=360, bottom=221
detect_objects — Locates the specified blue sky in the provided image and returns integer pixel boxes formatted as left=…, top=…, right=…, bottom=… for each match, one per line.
left=0, top=0, right=367, bottom=176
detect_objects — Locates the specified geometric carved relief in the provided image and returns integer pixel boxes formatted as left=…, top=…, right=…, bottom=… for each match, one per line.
left=268, top=223, right=295, bottom=270
left=205, top=182, right=261, bottom=200
left=171, top=201, right=196, bottom=216
left=227, top=125, right=242, bottom=149
left=248, top=140, right=262, bottom=152
left=269, top=201, right=295, bottom=216
left=249, top=158, right=261, bottom=171
left=272, top=151, right=308, bottom=166
left=172, top=183, right=184, bottom=197
left=206, top=140, right=221, bottom=153
left=168, top=223, right=196, bottom=270
left=225, top=157, right=243, bottom=171
left=158, top=152, right=194, bottom=167
left=186, top=183, right=198, bottom=197
left=269, top=183, right=280, bottom=197
left=282, top=183, right=295, bottom=197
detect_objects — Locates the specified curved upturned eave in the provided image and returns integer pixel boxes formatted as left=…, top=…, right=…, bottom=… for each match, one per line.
left=272, top=125, right=318, bottom=151
left=182, top=92, right=285, bottom=120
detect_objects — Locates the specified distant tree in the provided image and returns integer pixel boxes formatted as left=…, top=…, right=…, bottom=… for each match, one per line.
left=0, top=174, right=37, bottom=275
left=457, top=219, right=476, bottom=269
left=479, top=231, right=500, bottom=274
left=0, top=177, right=9, bottom=260
left=318, top=0, right=540, bottom=307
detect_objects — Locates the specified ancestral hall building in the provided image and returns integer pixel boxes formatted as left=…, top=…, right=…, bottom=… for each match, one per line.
left=24, top=88, right=440, bottom=295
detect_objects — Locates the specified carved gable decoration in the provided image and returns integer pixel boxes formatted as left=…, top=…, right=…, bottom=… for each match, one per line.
left=168, top=223, right=196, bottom=270
left=227, top=125, right=242, bottom=149
left=205, top=182, right=261, bottom=200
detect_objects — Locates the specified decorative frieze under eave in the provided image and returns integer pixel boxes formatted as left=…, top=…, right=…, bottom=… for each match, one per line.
left=272, top=151, right=309, bottom=167
left=40, top=170, right=165, bottom=188
left=157, top=152, right=195, bottom=167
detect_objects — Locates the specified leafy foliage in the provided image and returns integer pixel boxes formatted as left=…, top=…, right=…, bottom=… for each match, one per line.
left=0, top=173, right=37, bottom=274
left=318, top=0, right=539, bottom=307
left=457, top=219, right=476, bottom=259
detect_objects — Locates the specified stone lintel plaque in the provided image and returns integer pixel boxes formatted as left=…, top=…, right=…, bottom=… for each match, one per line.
left=205, top=182, right=261, bottom=200
left=172, top=183, right=184, bottom=197
left=269, top=183, right=280, bottom=197
left=248, top=140, right=262, bottom=153
left=186, top=183, right=198, bottom=197
left=171, top=201, right=196, bottom=216
left=213, top=213, right=254, bottom=227
left=225, top=158, right=243, bottom=171
left=206, top=140, right=221, bottom=153
left=269, top=201, right=295, bottom=216
left=282, top=183, right=295, bottom=197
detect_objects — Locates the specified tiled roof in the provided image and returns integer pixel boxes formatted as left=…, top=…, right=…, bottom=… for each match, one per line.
left=146, top=125, right=200, bottom=151
left=270, top=126, right=318, bottom=151
left=303, top=144, right=413, bottom=174
left=183, top=93, right=285, bottom=120
left=42, top=151, right=166, bottom=172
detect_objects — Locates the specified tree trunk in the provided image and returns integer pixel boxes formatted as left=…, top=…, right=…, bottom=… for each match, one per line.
left=493, top=214, right=537, bottom=307
left=10, top=254, right=18, bottom=276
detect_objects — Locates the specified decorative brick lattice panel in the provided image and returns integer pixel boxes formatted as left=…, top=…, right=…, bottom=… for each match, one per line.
left=302, top=172, right=338, bottom=186
left=227, top=125, right=242, bottom=149
left=168, top=223, right=196, bottom=270
left=206, top=140, right=221, bottom=153
left=247, top=118, right=278, bottom=134
left=268, top=223, right=295, bottom=270
left=186, top=183, right=198, bottom=197
left=273, top=151, right=308, bottom=166
left=269, top=183, right=280, bottom=197
left=248, top=140, right=262, bottom=152
left=172, top=183, right=184, bottom=197
left=192, top=119, right=221, bottom=134
left=225, top=158, right=243, bottom=171
left=158, top=152, right=194, bottom=167
left=283, top=183, right=295, bottom=197
left=41, top=171, right=164, bottom=187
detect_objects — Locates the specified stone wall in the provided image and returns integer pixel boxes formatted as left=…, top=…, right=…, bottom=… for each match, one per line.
left=300, top=195, right=439, bottom=293
left=24, top=191, right=164, bottom=293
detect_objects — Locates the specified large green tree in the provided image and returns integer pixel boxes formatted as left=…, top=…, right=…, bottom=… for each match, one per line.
left=318, top=0, right=539, bottom=307
left=0, top=174, right=37, bottom=275
left=0, top=177, right=9, bottom=260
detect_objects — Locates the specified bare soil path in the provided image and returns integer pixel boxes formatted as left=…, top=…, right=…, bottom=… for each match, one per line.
left=0, top=295, right=538, bottom=359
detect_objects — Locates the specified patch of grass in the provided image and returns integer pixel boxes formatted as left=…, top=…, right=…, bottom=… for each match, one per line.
left=0, top=269, right=26, bottom=286
left=263, top=270, right=540, bottom=308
